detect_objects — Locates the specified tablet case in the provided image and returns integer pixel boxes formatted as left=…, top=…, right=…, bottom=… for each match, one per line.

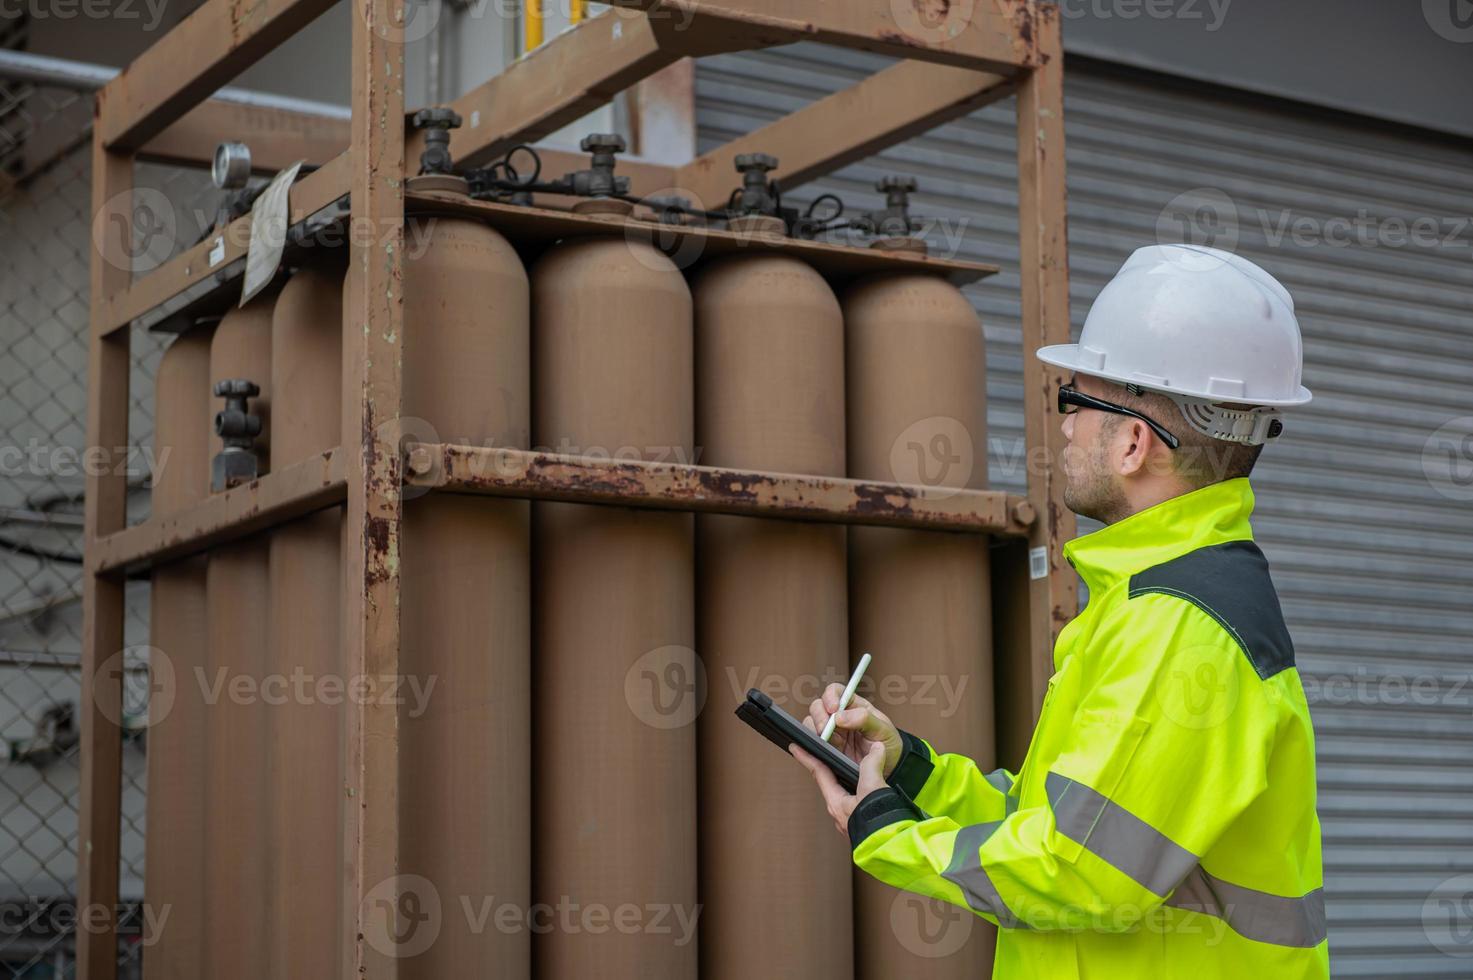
left=735, top=688, right=861, bottom=794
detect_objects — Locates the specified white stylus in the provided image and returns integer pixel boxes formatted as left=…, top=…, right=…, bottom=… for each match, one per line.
left=821, top=652, right=872, bottom=743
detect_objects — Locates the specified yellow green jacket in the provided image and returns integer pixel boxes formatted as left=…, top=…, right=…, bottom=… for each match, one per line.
left=850, top=479, right=1328, bottom=978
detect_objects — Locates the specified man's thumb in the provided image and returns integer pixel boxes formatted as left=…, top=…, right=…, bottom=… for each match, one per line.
left=858, top=739, right=887, bottom=792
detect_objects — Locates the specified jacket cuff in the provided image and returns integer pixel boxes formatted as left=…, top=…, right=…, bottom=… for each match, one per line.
left=848, top=787, right=920, bottom=850
left=889, top=729, right=935, bottom=800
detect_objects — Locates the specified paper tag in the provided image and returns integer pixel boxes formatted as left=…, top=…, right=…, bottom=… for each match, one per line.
left=240, top=160, right=304, bottom=306
left=208, top=236, right=225, bottom=267
left=1029, top=546, right=1049, bottom=580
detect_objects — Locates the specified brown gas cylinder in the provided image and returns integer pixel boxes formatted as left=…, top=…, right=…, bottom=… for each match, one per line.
left=530, top=227, right=697, bottom=979
left=392, top=204, right=533, bottom=976
left=691, top=251, right=853, bottom=980
left=204, top=287, right=277, bottom=980
left=844, top=270, right=996, bottom=976
left=143, top=324, right=214, bottom=980
left=266, top=264, right=345, bottom=977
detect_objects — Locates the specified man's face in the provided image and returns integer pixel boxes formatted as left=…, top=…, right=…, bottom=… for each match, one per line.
left=1059, top=373, right=1128, bottom=523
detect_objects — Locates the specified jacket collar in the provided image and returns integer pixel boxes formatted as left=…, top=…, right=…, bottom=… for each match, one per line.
left=1062, top=477, right=1257, bottom=593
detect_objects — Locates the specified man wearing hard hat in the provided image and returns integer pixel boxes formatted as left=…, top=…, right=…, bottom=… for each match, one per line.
left=793, top=244, right=1328, bottom=978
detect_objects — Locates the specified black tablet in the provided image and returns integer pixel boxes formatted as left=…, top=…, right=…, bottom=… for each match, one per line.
left=735, top=688, right=861, bottom=794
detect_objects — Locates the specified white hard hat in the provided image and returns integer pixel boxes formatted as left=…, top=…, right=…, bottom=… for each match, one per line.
left=1037, top=244, right=1311, bottom=445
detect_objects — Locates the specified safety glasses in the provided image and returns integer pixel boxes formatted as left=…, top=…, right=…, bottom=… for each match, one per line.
left=1057, top=383, right=1181, bottom=450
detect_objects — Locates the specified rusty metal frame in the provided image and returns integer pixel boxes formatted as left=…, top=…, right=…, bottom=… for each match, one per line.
left=89, top=445, right=1035, bottom=579
left=79, top=2, right=1073, bottom=976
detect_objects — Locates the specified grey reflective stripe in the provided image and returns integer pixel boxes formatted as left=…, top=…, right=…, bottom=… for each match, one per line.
left=1045, top=771, right=1200, bottom=896
left=985, top=769, right=1013, bottom=795
left=1166, top=866, right=1327, bottom=948
left=940, top=821, right=1029, bottom=929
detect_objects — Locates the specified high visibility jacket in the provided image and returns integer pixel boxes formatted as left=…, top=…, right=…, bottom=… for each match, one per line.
left=850, top=478, right=1328, bottom=978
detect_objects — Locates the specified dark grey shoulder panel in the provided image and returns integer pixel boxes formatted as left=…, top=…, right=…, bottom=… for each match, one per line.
left=1128, top=540, right=1296, bottom=680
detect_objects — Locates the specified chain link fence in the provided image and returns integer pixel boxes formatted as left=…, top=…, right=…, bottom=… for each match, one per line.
left=0, top=25, right=216, bottom=978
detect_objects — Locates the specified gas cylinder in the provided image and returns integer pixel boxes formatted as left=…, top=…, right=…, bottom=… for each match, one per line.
left=691, top=251, right=852, bottom=980
left=266, top=263, right=345, bottom=976
left=143, top=324, right=214, bottom=980
left=844, top=270, right=996, bottom=976
left=204, top=286, right=277, bottom=980
left=530, top=224, right=697, bottom=979
left=389, top=198, right=532, bottom=976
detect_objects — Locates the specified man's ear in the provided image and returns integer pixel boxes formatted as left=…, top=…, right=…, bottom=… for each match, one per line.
left=1115, top=418, right=1152, bottom=477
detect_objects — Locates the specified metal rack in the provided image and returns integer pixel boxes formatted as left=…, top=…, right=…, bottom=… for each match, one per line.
left=80, top=2, right=1076, bottom=975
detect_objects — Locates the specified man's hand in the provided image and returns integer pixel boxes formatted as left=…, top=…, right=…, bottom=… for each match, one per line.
left=805, top=684, right=904, bottom=776
left=790, top=738, right=888, bottom=837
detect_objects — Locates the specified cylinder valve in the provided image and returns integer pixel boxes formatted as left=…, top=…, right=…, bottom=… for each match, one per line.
left=212, top=378, right=262, bottom=491
left=413, top=107, right=464, bottom=176
left=570, top=133, right=631, bottom=199
left=732, top=153, right=780, bottom=216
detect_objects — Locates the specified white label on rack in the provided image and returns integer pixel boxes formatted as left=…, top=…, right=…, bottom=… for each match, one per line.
left=208, top=236, right=225, bottom=267
left=1029, top=546, right=1049, bottom=580
left=241, top=160, right=304, bottom=306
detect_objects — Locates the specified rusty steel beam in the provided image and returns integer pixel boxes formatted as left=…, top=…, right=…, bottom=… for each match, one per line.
left=606, top=0, right=1037, bottom=73
left=76, top=134, right=134, bottom=980
left=89, top=450, right=346, bottom=575
left=675, top=59, right=1014, bottom=209
left=87, top=441, right=1030, bottom=583
left=97, top=151, right=350, bottom=339
left=407, top=190, right=999, bottom=285
left=997, top=1, right=1075, bottom=768
left=344, top=0, right=407, bottom=973
left=405, top=444, right=1036, bottom=536
left=139, top=97, right=350, bottom=173
left=407, top=8, right=761, bottom=171
left=97, top=0, right=339, bottom=151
